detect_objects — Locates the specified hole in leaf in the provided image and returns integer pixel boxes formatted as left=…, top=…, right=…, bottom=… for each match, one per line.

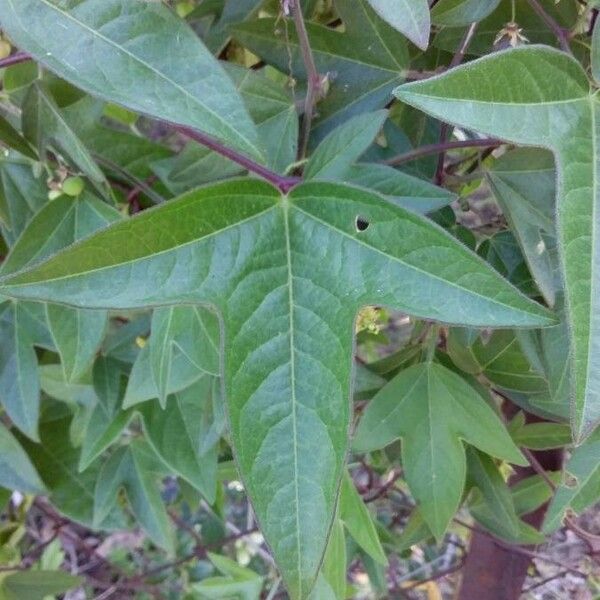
left=355, top=216, right=370, bottom=232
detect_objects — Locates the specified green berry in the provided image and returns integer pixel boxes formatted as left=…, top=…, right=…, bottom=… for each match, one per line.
left=62, top=176, right=85, bottom=197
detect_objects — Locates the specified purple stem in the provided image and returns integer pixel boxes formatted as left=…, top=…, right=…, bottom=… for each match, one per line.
left=0, top=51, right=32, bottom=69
left=174, top=126, right=301, bottom=194
left=0, top=51, right=300, bottom=193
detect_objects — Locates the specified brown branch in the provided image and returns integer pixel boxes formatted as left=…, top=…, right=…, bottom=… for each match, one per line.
left=453, top=518, right=585, bottom=577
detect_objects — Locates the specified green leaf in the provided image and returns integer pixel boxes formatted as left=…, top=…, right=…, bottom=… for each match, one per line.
left=47, top=304, right=107, bottom=383
left=0, top=301, right=41, bottom=440
left=431, top=0, right=500, bottom=27
left=1, top=192, right=120, bottom=385
left=305, top=111, right=388, bottom=180
left=466, top=447, right=544, bottom=545
left=78, top=356, right=131, bottom=471
left=227, top=64, right=299, bottom=173
left=0, top=423, right=45, bottom=493
left=232, top=0, right=409, bottom=143
left=0, top=571, right=81, bottom=600
left=190, top=552, right=263, bottom=599
left=0, top=178, right=553, bottom=599
left=0, top=0, right=261, bottom=160
left=140, top=377, right=221, bottom=503
left=447, top=328, right=548, bottom=394
left=593, top=17, right=600, bottom=86
left=22, top=82, right=106, bottom=185
left=544, top=428, right=600, bottom=532
left=149, top=305, right=219, bottom=407
left=487, top=149, right=559, bottom=307
left=340, top=163, right=455, bottom=214
left=0, top=114, right=36, bottom=160
left=353, top=362, right=526, bottom=539
left=94, top=439, right=173, bottom=553
left=0, top=157, right=47, bottom=243
left=308, top=520, right=346, bottom=600
left=396, top=46, right=599, bottom=440
left=340, top=472, right=387, bottom=565
left=510, top=422, right=572, bottom=450
left=19, top=411, right=125, bottom=530
left=365, top=0, right=430, bottom=49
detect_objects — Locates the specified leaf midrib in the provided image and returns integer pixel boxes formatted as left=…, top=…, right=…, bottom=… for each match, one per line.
left=282, top=199, right=303, bottom=596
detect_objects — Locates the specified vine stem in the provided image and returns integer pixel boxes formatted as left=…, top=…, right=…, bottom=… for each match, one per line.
left=0, top=51, right=301, bottom=194
left=174, top=125, right=301, bottom=193
left=526, top=0, right=572, bottom=55
left=434, top=21, right=478, bottom=184
left=383, top=138, right=503, bottom=166
left=290, top=0, right=322, bottom=159
left=0, top=51, right=31, bottom=69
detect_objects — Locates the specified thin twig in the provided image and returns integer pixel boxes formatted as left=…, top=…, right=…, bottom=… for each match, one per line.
left=0, top=51, right=31, bottom=69
left=0, top=52, right=300, bottom=194
left=290, top=0, right=322, bottom=159
left=526, top=0, right=572, bottom=54
left=434, top=22, right=478, bottom=184
left=383, top=138, right=503, bottom=166
left=174, top=125, right=300, bottom=193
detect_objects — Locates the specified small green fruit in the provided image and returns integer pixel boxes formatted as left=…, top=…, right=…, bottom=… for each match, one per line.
left=62, top=176, right=85, bottom=197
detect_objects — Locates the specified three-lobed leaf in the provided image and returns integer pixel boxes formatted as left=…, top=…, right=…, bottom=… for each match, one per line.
left=0, top=178, right=553, bottom=598
left=353, top=361, right=526, bottom=539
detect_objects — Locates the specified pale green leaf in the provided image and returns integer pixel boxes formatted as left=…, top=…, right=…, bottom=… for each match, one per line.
left=544, top=429, right=600, bottom=532
left=0, top=0, right=262, bottom=160
left=0, top=423, right=45, bottom=493
left=22, top=82, right=105, bottom=185
left=305, top=111, right=388, bottom=180
left=431, top=0, right=500, bottom=27
left=340, top=473, right=387, bottom=565
left=0, top=571, right=82, bottom=600
left=365, top=0, right=431, bottom=49
left=396, top=46, right=599, bottom=440
left=94, top=439, right=173, bottom=553
left=140, top=377, right=220, bottom=503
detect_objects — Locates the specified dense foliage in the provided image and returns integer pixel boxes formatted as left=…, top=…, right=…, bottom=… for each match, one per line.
left=0, top=0, right=599, bottom=598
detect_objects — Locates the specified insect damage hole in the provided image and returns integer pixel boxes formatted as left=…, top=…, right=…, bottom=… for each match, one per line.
left=355, top=216, right=370, bottom=232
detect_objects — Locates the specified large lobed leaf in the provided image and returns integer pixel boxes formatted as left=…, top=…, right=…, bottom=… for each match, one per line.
left=0, top=179, right=553, bottom=598
left=395, top=45, right=599, bottom=441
